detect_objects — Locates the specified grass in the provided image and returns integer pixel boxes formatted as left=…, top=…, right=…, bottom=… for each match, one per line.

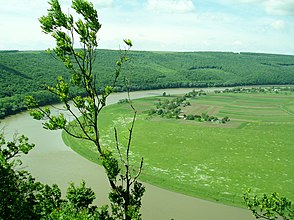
left=62, top=92, right=294, bottom=207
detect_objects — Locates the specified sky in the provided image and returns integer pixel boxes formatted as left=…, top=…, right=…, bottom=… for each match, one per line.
left=0, top=0, right=294, bottom=55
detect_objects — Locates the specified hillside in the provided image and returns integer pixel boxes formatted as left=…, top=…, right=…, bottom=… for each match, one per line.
left=1, top=50, right=294, bottom=118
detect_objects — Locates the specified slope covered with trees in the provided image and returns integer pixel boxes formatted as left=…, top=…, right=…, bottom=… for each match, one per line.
left=1, top=50, right=294, bottom=118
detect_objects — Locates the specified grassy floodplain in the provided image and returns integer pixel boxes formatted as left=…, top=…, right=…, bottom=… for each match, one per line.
left=63, top=89, right=294, bottom=207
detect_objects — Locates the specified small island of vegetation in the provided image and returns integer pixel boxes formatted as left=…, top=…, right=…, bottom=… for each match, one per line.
left=147, top=90, right=230, bottom=124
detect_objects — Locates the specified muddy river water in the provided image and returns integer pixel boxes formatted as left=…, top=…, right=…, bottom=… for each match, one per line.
left=2, top=88, right=254, bottom=220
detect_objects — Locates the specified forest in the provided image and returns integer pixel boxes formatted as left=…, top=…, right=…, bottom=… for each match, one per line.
left=1, top=49, right=294, bottom=118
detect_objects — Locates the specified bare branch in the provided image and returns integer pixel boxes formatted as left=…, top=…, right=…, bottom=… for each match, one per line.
left=114, top=127, right=125, bottom=164
left=131, top=157, right=144, bottom=185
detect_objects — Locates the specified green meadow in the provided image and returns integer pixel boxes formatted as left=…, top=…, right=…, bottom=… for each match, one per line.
left=63, top=91, right=294, bottom=207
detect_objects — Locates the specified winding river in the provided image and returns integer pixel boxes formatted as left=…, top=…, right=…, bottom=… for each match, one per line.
left=2, top=88, right=254, bottom=220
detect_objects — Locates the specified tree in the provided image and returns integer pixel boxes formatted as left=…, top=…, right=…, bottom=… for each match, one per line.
left=243, top=189, right=294, bottom=220
left=66, top=180, right=95, bottom=212
left=0, top=130, right=105, bottom=219
left=186, top=114, right=195, bottom=120
left=0, top=132, right=39, bottom=219
left=26, top=0, right=144, bottom=219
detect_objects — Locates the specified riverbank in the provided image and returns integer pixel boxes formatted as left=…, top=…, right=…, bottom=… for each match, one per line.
left=1, top=88, right=254, bottom=219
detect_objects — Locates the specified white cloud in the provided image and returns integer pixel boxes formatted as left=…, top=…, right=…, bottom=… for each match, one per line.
left=0, top=0, right=48, bottom=15
left=146, top=0, right=195, bottom=13
left=233, top=0, right=261, bottom=3
left=232, top=40, right=243, bottom=46
left=197, top=12, right=238, bottom=23
left=0, top=0, right=293, bottom=54
left=264, top=0, right=294, bottom=15
left=271, top=19, right=286, bottom=30
left=93, top=0, right=114, bottom=8
left=220, top=0, right=264, bottom=5
left=222, top=0, right=294, bottom=16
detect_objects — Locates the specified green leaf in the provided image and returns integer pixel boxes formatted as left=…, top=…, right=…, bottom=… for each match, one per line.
left=101, top=149, right=120, bottom=182
left=43, top=113, right=67, bottom=130
left=123, top=39, right=133, bottom=47
left=29, top=110, right=45, bottom=120
left=24, top=96, right=39, bottom=109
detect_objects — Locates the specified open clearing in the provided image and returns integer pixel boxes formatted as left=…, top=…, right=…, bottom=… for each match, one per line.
left=63, top=91, right=294, bottom=207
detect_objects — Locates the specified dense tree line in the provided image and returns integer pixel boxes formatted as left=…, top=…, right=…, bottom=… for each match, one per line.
left=1, top=50, right=294, bottom=118
left=214, top=86, right=294, bottom=94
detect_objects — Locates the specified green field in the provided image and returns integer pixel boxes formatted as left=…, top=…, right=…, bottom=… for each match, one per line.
left=63, top=91, right=294, bottom=207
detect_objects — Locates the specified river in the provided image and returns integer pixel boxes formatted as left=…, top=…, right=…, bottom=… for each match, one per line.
left=1, top=88, right=254, bottom=220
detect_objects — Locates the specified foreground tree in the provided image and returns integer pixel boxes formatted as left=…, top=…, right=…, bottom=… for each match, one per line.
left=0, top=132, right=38, bottom=219
left=26, top=0, right=144, bottom=219
left=244, top=189, right=294, bottom=220
left=0, top=131, right=111, bottom=219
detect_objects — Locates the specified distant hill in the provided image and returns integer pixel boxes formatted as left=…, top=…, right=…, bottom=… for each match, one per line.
left=0, top=50, right=294, bottom=118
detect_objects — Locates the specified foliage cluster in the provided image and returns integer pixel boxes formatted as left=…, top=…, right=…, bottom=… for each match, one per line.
left=148, top=90, right=230, bottom=123
left=244, top=190, right=294, bottom=219
left=215, top=86, right=294, bottom=94
left=185, top=112, right=230, bottom=124
left=0, top=132, right=109, bottom=220
left=148, top=96, right=187, bottom=118
left=184, top=89, right=207, bottom=97
left=1, top=50, right=294, bottom=118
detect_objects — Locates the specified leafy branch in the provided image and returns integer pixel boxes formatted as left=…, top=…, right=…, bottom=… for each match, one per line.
left=25, top=0, right=145, bottom=219
left=244, top=189, right=294, bottom=220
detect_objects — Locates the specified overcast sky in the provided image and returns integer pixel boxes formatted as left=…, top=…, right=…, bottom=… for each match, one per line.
left=0, top=0, right=294, bottom=54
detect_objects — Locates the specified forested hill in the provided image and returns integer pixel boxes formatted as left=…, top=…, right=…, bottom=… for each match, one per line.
left=1, top=49, right=294, bottom=118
